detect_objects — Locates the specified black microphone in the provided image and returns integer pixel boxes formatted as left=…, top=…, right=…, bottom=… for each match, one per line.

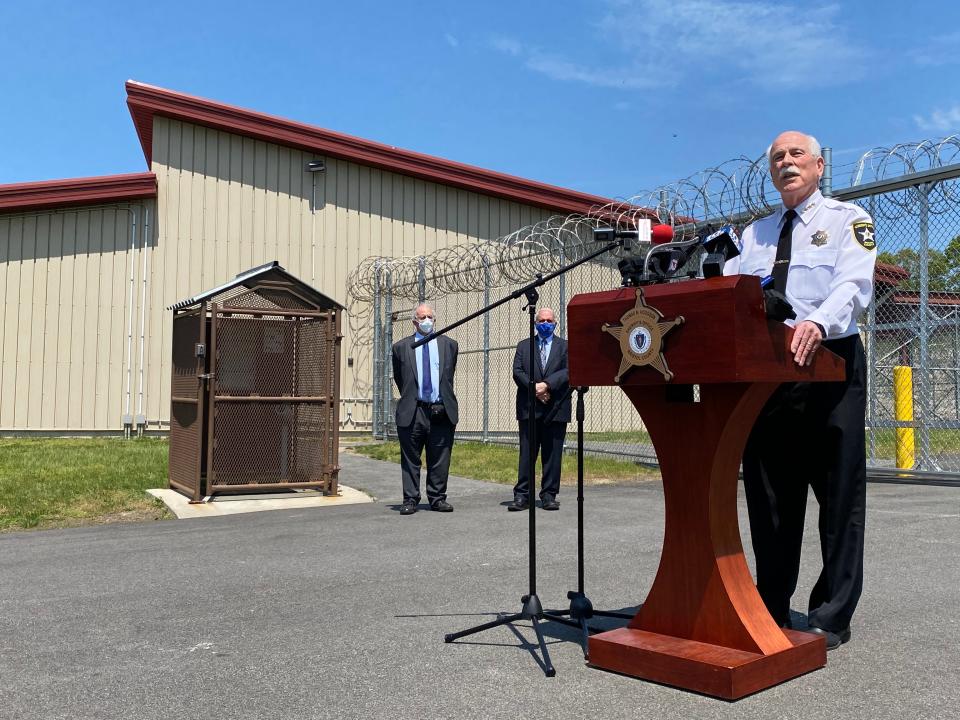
left=760, top=274, right=796, bottom=321
left=644, top=224, right=704, bottom=282
left=701, top=225, right=741, bottom=278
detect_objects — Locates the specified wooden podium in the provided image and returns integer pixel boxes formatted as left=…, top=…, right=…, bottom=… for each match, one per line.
left=567, top=275, right=845, bottom=700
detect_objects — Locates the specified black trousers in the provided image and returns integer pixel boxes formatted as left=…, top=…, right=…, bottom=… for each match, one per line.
left=743, top=334, right=867, bottom=632
left=514, top=419, right=567, bottom=502
left=397, top=406, right=455, bottom=506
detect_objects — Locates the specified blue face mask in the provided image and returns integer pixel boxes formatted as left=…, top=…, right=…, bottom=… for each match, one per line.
left=536, top=321, right=555, bottom=339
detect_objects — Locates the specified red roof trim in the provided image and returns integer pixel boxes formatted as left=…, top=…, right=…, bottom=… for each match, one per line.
left=125, top=81, right=617, bottom=215
left=875, top=261, right=910, bottom=286
left=891, top=291, right=960, bottom=306
left=0, top=173, right=157, bottom=214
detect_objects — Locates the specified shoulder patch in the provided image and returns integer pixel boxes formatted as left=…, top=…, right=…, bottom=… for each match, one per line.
left=852, top=221, right=876, bottom=251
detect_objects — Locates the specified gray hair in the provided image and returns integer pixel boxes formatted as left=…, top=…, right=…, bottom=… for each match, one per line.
left=411, top=303, right=435, bottom=321
left=766, top=132, right=822, bottom=161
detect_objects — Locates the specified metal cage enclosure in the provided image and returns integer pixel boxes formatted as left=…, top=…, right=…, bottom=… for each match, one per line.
left=168, top=262, right=343, bottom=501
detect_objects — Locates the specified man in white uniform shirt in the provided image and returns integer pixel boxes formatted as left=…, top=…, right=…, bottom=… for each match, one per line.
left=724, top=131, right=877, bottom=650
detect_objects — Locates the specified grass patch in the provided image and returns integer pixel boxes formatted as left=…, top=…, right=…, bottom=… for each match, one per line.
left=866, top=428, right=960, bottom=460
left=350, top=441, right=660, bottom=486
left=0, top=438, right=172, bottom=533
left=582, top=430, right=653, bottom=444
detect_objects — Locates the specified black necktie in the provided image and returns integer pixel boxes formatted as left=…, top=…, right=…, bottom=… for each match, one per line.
left=772, top=209, right=797, bottom=295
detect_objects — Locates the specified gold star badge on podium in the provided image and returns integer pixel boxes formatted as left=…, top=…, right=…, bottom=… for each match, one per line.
left=602, top=288, right=684, bottom=382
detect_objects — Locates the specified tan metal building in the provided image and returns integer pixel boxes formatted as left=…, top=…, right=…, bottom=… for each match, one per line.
left=0, top=81, right=614, bottom=433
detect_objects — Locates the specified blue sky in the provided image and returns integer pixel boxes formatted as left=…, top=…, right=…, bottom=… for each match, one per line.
left=1, top=0, right=958, bottom=199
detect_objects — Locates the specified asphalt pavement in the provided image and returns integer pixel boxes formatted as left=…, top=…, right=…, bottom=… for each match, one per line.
left=1, top=451, right=957, bottom=720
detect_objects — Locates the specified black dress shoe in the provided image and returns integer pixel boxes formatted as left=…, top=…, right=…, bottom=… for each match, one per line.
left=399, top=501, right=418, bottom=515
left=807, top=625, right=851, bottom=651
left=541, top=499, right=560, bottom=511
left=431, top=500, right=453, bottom=512
left=507, top=499, right=529, bottom=511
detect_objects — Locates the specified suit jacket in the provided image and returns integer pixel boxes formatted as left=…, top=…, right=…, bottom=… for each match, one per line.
left=392, top=334, right=459, bottom=428
left=513, top=335, right=570, bottom=423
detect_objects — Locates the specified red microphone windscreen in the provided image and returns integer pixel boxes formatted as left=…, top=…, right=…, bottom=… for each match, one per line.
left=651, top=224, right=674, bottom=245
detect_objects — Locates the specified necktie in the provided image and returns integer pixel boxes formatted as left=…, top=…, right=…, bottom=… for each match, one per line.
left=539, top=340, right=548, bottom=371
left=421, top=341, right=433, bottom=402
left=772, top=209, right=797, bottom=295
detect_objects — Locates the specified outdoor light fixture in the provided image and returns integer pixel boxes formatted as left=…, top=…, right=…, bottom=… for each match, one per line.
left=306, top=160, right=325, bottom=172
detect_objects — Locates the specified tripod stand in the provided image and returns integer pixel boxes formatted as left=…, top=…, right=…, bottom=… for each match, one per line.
left=556, top=386, right=634, bottom=660
left=420, top=240, right=622, bottom=677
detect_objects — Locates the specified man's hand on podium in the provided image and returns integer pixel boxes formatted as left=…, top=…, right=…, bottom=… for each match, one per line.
left=792, top=320, right=824, bottom=367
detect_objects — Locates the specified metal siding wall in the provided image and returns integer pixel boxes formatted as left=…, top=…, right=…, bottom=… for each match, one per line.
left=0, top=116, right=552, bottom=431
left=0, top=202, right=155, bottom=430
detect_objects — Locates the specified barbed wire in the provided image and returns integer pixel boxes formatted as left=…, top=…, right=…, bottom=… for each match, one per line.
left=847, top=135, right=960, bottom=220
left=345, top=132, right=960, bottom=335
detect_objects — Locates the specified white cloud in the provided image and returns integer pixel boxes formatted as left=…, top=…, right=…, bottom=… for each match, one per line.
left=492, top=0, right=868, bottom=90
left=525, top=51, right=670, bottom=89
left=914, top=105, right=960, bottom=133
left=491, top=35, right=523, bottom=57
left=444, top=33, right=459, bottom=49
left=908, top=31, right=960, bottom=67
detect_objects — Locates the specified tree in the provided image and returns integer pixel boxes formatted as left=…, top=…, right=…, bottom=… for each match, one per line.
left=878, top=234, right=960, bottom=292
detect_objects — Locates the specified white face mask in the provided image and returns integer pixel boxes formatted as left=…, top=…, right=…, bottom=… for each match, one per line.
left=417, top=317, right=434, bottom=334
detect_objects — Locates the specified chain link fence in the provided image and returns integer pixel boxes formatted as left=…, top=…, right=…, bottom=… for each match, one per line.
left=352, top=135, right=960, bottom=478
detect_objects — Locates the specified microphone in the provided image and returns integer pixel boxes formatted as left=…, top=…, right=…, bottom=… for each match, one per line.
left=593, top=219, right=652, bottom=251
left=614, top=222, right=675, bottom=286
left=651, top=223, right=675, bottom=245
left=701, top=225, right=741, bottom=278
left=644, top=224, right=704, bottom=282
left=760, top=274, right=797, bottom=321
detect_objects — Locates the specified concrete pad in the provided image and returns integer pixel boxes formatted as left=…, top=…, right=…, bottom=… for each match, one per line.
left=146, top=485, right=372, bottom=519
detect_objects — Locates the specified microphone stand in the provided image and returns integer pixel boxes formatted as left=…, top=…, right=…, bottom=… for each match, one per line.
left=558, top=386, right=634, bottom=659
left=534, top=385, right=634, bottom=660
left=419, top=239, right=622, bottom=677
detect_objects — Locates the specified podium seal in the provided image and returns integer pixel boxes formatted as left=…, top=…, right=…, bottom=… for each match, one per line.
left=602, top=288, right=684, bottom=382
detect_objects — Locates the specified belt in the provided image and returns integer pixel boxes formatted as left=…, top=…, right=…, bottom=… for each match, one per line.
left=417, top=400, right=437, bottom=407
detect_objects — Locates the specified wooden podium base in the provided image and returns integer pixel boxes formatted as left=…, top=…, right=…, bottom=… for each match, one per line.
left=588, top=627, right=826, bottom=700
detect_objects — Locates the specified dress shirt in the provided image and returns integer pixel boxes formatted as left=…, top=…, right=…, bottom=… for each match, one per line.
left=414, top=332, right=441, bottom=403
left=724, top=190, right=876, bottom=339
left=538, top=335, right=553, bottom=369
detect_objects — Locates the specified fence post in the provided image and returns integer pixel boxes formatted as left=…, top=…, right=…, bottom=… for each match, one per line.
left=558, top=241, right=567, bottom=337
left=866, top=194, right=877, bottom=461
left=372, top=261, right=383, bottom=439
left=384, top=268, right=395, bottom=440
left=918, top=183, right=932, bottom=469
left=482, top=255, right=491, bottom=443
left=866, top=299, right=876, bottom=463
left=821, top=146, right=833, bottom=197
left=954, top=309, right=960, bottom=420
left=418, top=256, right=426, bottom=304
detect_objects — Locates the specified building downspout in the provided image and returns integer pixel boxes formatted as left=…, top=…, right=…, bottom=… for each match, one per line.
left=119, top=205, right=139, bottom=438
left=135, top=206, right=151, bottom=436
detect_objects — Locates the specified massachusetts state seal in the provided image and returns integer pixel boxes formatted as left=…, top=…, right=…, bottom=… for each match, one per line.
left=602, top=288, right=684, bottom=382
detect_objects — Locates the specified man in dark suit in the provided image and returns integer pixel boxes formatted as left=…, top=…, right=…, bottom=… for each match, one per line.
left=392, top=303, right=459, bottom=515
left=507, top=307, right=570, bottom=512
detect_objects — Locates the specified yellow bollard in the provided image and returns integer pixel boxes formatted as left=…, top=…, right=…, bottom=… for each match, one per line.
left=893, top=366, right=915, bottom=469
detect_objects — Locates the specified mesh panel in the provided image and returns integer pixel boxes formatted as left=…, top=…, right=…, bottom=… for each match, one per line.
left=169, top=312, right=202, bottom=494
left=210, top=401, right=331, bottom=485
left=860, top=188, right=960, bottom=472
left=208, top=309, right=338, bottom=491
left=215, top=316, right=298, bottom=396
left=222, top=286, right=315, bottom=311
